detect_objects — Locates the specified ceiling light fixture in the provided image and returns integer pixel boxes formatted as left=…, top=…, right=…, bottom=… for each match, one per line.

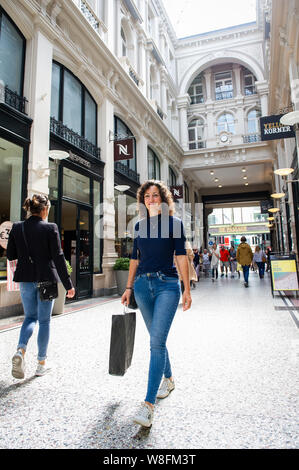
left=267, top=216, right=275, bottom=221
left=268, top=207, right=280, bottom=213
left=274, top=168, right=294, bottom=176
left=271, top=192, right=285, bottom=199
left=245, top=182, right=249, bottom=186
left=214, top=178, right=219, bottom=182
left=218, top=184, right=222, bottom=188
left=241, top=167, right=246, bottom=172
left=243, top=176, right=248, bottom=180
left=210, top=170, right=214, bottom=175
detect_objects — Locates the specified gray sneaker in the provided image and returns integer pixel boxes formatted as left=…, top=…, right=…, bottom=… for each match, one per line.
left=133, top=402, right=154, bottom=427
left=12, top=350, right=25, bottom=379
left=35, top=362, right=51, bottom=377
left=157, top=377, right=175, bottom=399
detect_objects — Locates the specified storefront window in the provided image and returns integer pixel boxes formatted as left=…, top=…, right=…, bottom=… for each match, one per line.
left=0, top=137, right=23, bottom=278
left=63, top=167, right=90, bottom=204
left=114, top=191, right=137, bottom=257
left=0, top=9, right=25, bottom=95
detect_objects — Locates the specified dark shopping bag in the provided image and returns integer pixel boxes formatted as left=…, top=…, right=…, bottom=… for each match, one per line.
left=109, top=308, right=136, bottom=376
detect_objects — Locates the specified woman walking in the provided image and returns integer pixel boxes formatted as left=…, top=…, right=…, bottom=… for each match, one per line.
left=252, top=246, right=266, bottom=279
left=7, top=194, right=75, bottom=379
left=236, top=236, right=253, bottom=287
left=121, top=180, right=192, bottom=428
left=229, top=245, right=237, bottom=278
left=210, top=243, right=220, bottom=281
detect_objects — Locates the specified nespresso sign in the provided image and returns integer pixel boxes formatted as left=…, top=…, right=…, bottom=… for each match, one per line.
left=260, top=114, right=296, bottom=141
left=170, top=185, right=183, bottom=200
left=114, top=138, right=134, bottom=161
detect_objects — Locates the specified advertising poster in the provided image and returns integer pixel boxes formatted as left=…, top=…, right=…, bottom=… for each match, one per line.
left=271, top=259, right=299, bottom=291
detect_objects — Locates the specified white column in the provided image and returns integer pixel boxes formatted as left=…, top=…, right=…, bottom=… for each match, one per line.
left=204, top=68, right=212, bottom=102
left=106, top=0, right=116, bottom=53
left=99, top=96, right=118, bottom=291
left=256, top=80, right=269, bottom=116
left=145, top=44, right=152, bottom=99
left=5, top=157, right=22, bottom=221
left=233, top=64, right=242, bottom=97
left=115, top=0, right=122, bottom=57
left=137, top=34, right=146, bottom=95
left=177, top=94, right=191, bottom=150
left=136, top=134, right=148, bottom=183
left=27, top=29, right=53, bottom=197
left=160, top=66, right=167, bottom=115
left=161, top=156, right=169, bottom=184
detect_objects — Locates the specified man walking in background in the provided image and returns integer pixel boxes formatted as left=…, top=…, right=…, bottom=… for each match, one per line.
left=237, top=236, right=253, bottom=288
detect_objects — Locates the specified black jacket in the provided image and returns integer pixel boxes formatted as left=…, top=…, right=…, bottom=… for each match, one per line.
left=7, top=216, right=73, bottom=291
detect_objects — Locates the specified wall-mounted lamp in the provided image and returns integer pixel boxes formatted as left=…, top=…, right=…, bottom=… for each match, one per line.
left=268, top=207, right=280, bottom=213
left=48, top=150, right=69, bottom=160
left=270, top=192, right=285, bottom=199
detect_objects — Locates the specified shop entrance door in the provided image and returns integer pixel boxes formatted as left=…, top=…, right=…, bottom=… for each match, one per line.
left=61, top=200, right=92, bottom=300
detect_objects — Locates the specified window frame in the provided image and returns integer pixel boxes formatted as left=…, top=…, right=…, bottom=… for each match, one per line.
left=188, top=73, right=204, bottom=105
left=50, top=61, right=98, bottom=146
left=188, top=118, right=205, bottom=149
left=148, top=147, right=161, bottom=180
left=214, top=70, right=233, bottom=101
left=0, top=7, right=26, bottom=97
left=217, top=113, right=235, bottom=134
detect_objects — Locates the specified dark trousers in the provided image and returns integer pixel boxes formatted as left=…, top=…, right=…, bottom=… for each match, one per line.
left=256, top=262, right=265, bottom=278
left=212, top=267, right=218, bottom=279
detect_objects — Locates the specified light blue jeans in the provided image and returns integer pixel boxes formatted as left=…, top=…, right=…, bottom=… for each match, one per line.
left=18, top=282, right=54, bottom=361
left=134, top=272, right=181, bottom=405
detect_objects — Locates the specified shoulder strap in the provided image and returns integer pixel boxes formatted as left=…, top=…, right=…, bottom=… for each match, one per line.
left=21, top=222, right=34, bottom=264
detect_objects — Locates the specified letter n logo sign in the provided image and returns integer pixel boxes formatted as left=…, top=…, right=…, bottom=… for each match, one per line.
left=114, top=138, right=134, bottom=161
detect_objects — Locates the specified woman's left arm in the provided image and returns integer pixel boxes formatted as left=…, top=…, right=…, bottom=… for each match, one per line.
left=175, top=255, right=192, bottom=311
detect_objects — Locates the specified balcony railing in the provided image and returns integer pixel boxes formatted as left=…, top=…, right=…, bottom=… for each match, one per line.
left=243, top=134, right=261, bottom=143
left=119, top=56, right=144, bottom=89
left=114, top=161, right=140, bottom=184
left=50, top=117, right=101, bottom=159
left=73, top=0, right=107, bottom=39
left=0, top=82, right=28, bottom=114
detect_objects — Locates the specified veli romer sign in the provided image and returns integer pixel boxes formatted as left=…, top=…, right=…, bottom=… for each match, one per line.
left=260, top=114, right=296, bottom=141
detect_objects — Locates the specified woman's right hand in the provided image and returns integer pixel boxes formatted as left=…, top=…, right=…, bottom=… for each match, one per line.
left=121, top=289, right=131, bottom=306
left=66, top=287, right=75, bottom=298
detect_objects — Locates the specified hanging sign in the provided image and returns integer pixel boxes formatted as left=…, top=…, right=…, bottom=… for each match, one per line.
left=260, top=114, right=296, bottom=141
left=170, top=185, right=183, bottom=200
left=114, top=138, right=134, bottom=161
left=260, top=199, right=274, bottom=214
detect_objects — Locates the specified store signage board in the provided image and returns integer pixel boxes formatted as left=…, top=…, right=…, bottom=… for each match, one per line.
left=0, top=221, right=12, bottom=249
left=114, top=138, right=134, bottom=161
left=271, top=258, right=299, bottom=291
left=260, top=114, right=296, bottom=141
left=170, top=185, right=183, bottom=200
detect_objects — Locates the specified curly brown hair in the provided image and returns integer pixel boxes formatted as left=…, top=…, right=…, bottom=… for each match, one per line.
left=137, top=180, right=175, bottom=217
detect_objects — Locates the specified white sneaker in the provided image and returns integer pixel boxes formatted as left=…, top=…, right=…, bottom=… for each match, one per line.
left=12, top=350, right=25, bottom=379
left=133, top=402, right=154, bottom=427
left=157, top=377, right=175, bottom=399
left=35, top=362, right=51, bottom=377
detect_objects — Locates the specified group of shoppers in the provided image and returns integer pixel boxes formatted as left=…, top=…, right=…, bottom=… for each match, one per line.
left=193, top=237, right=267, bottom=288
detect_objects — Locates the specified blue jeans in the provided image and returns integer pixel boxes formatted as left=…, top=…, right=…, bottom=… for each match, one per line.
left=18, top=282, right=54, bottom=361
left=242, top=265, right=250, bottom=283
left=256, top=262, right=265, bottom=278
left=134, top=272, right=180, bottom=405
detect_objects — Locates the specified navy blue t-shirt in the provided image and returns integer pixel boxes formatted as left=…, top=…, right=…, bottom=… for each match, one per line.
left=131, top=214, right=186, bottom=277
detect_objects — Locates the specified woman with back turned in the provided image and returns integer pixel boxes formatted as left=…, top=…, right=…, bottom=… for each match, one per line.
left=121, top=180, right=192, bottom=428
left=7, top=194, right=75, bottom=379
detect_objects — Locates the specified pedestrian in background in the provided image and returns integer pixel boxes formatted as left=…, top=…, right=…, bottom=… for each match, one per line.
left=210, top=243, right=220, bottom=281
left=229, top=245, right=237, bottom=278
left=201, top=248, right=211, bottom=277
left=236, top=236, right=253, bottom=288
left=121, top=180, right=192, bottom=428
left=220, top=245, right=230, bottom=277
left=253, top=246, right=266, bottom=279
left=7, top=194, right=75, bottom=379
left=193, top=248, right=200, bottom=282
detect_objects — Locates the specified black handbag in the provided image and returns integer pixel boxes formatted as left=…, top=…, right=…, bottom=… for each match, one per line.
left=128, top=288, right=138, bottom=310
left=37, top=281, right=58, bottom=301
left=109, top=307, right=136, bottom=376
left=21, top=223, right=58, bottom=302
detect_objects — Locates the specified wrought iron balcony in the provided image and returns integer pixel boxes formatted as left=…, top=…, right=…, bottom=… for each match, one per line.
left=0, top=84, right=28, bottom=114
left=243, top=134, right=261, bottom=143
left=50, top=117, right=101, bottom=159
left=114, top=161, right=140, bottom=184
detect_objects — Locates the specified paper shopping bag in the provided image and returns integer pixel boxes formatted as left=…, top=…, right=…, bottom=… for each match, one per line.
left=6, top=259, right=19, bottom=291
left=109, top=310, right=136, bottom=376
